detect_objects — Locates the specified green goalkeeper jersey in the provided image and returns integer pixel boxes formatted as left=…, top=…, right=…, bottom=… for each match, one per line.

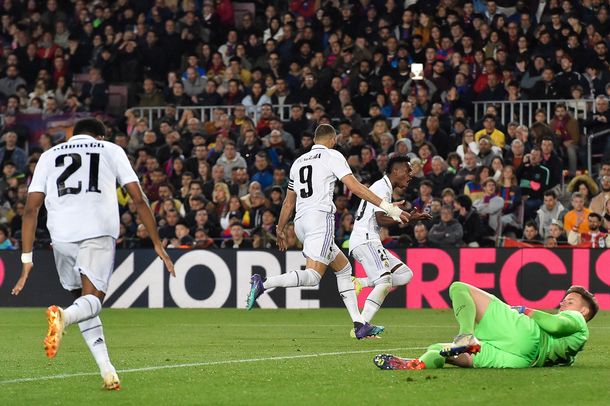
left=532, top=310, right=589, bottom=367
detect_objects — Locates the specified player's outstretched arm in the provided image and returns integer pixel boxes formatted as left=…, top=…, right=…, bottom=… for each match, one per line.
left=514, top=307, right=581, bottom=337
left=276, top=189, right=296, bottom=251
left=12, top=192, right=44, bottom=295
left=341, top=174, right=410, bottom=223
left=125, top=182, right=175, bottom=277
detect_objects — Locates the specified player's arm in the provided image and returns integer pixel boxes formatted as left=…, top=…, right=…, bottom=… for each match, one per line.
left=12, top=192, right=45, bottom=295
left=513, top=307, right=581, bottom=337
left=276, top=189, right=296, bottom=251
left=341, top=174, right=410, bottom=223
left=124, top=181, right=175, bottom=277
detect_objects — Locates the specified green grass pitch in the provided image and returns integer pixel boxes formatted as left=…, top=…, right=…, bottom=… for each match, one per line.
left=1, top=308, right=609, bottom=405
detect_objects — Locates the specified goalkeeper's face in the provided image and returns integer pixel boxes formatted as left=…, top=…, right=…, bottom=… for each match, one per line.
left=560, top=293, right=589, bottom=318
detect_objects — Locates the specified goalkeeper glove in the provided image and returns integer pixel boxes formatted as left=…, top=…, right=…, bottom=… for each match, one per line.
left=511, top=306, right=533, bottom=316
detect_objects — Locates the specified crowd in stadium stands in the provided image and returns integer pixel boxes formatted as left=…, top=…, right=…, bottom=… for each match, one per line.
left=0, top=0, right=610, bottom=251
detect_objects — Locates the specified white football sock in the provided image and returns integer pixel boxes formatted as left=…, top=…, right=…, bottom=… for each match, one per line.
left=362, top=276, right=392, bottom=323
left=63, top=294, right=102, bottom=326
left=79, top=316, right=115, bottom=377
left=335, top=263, right=364, bottom=323
left=392, top=265, right=413, bottom=286
left=263, top=268, right=321, bottom=289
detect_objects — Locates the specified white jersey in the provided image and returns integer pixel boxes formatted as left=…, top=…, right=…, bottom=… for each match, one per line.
left=288, top=145, right=352, bottom=220
left=28, top=134, right=139, bottom=243
left=349, top=175, right=393, bottom=253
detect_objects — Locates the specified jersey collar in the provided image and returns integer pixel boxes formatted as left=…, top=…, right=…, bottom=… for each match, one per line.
left=383, top=175, right=392, bottom=189
left=311, top=144, right=328, bottom=150
left=69, top=134, right=96, bottom=142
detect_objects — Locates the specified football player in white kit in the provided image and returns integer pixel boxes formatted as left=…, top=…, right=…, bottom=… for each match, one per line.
left=246, top=124, right=410, bottom=339
left=11, top=118, right=175, bottom=390
left=349, top=155, right=430, bottom=330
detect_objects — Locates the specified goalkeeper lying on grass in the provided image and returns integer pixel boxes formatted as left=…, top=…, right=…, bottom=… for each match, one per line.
left=375, top=282, right=598, bottom=370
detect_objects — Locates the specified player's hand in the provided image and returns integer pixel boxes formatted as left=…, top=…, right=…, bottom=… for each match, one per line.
left=276, top=226, right=287, bottom=251
left=411, top=212, right=433, bottom=221
left=155, top=244, right=176, bottom=277
left=11, top=262, right=33, bottom=295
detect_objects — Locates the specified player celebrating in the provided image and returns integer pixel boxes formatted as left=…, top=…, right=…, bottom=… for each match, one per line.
left=374, top=282, right=597, bottom=370
left=11, top=118, right=175, bottom=390
left=349, top=156, right=430, bottom=327
left=246, top=124, right=410, bottom=339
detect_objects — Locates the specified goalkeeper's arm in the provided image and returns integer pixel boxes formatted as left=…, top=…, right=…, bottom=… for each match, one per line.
left=512, top=307, right=581, bottom=337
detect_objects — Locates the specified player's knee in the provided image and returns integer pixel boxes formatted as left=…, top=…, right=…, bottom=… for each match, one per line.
left=392, top=265, right=413, bottom=286
left=297, top=268, right=322, bottom=287
left=373, top=274, right=392, bottom=291
left=449, top=282, right=468, bottom=299
left=334, top=262, right=352, bottom=278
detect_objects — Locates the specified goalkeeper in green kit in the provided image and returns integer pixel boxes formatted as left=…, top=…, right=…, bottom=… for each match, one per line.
left=374, top=282, right=598, bottom=370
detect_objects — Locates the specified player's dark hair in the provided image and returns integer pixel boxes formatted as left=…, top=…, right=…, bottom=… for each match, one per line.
left=386, top=155, right=410, bottom=174
left=73, top=118, right=106, bottom=138
left=565, top=286, right=599, bottom=321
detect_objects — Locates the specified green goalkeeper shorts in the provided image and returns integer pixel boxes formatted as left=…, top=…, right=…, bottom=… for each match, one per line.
left=472, top=297, right=541, bottom=368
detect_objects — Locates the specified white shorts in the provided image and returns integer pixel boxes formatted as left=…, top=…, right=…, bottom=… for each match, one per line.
left=52, top=236, right=116, bottom=293
left=351, top=241, right=404, bottom=282
left=295, top=211, right=340, bottom=265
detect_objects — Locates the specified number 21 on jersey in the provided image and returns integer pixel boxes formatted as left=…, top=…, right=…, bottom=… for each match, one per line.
left=55, top=152, right=101, bottom=197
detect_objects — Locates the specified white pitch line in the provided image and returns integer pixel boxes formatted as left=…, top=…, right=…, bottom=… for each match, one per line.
left=0, top=347, right=426, bottom=386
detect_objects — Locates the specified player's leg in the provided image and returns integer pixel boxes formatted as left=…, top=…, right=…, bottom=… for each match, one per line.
left=352, top=243, right=393, bottom=323
left=247, top=213, right=330, bottom=309
left=73, top=237, right=120, bottom=390
left=355, top=256, right=413, bottom=289
left=440, top=282, right=494, bottom=356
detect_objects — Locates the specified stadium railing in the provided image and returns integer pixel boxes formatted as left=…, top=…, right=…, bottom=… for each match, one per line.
left=472, top=99, right=598, bottom=128
left=131, top=104, right=293, bottom=128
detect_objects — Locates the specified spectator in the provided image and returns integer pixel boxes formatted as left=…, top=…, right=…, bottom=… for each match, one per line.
left=251, top=152, right=273, bottom=190
left=548, top=219, right=568, bottom=245
left=474, top=115, right=506, bottom=149
left=0, top=132, right=27, bottom=173
left=590, top=175, right=610, bottom=216
left=80, top=67, right=108, bottom=112
left=522, top=220, right=542, bottom=245
left=536, top=190, right=568, bottom=238
left=568, top=213, right=609, bottom=248
left=476, top=136, right=501, bottom=167
left=218, top=141, right=247, bottom=180
left=498, top=165, right=522, bottom=229
left=0, top=224, right=15, bottom=250
left=539, top=137, right=564, bottom=191
left=0, top=65, right=26, bottom=98
left=517, top=147, right=550, bottom=220
left=426, top=156, right=454, bottom=197
left=428, top=205, right=464, bottom=247
left=221, top=223, right=253, bottom=249
left=563, top=192, right=592, bottom=235
left=464, top=165, right=491, bottom=203
left=473, top=178, right=504, bottom=237
left=567, top=174, right=599, bottom=208
left=455, top=194, right=482, bottom=247
left=411, top=222, right=430, bottom=248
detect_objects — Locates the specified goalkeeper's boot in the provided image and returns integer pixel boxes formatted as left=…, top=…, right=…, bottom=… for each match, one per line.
left=355, top=322, right=385, bottom=339
left=439, top=333, right=481, bottom=357
left=374, top=354, right=426, bottom=370
left=102, top=370, right=121, bottom=391
left=246, top=274, right=265, bottom=310
left=44, top=305, right=65, bottom=358
left=352, top=276, right=363, bottom=296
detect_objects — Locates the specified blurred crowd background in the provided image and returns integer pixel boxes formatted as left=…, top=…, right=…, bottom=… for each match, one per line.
left=0, top=0, right=609, bottom=251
